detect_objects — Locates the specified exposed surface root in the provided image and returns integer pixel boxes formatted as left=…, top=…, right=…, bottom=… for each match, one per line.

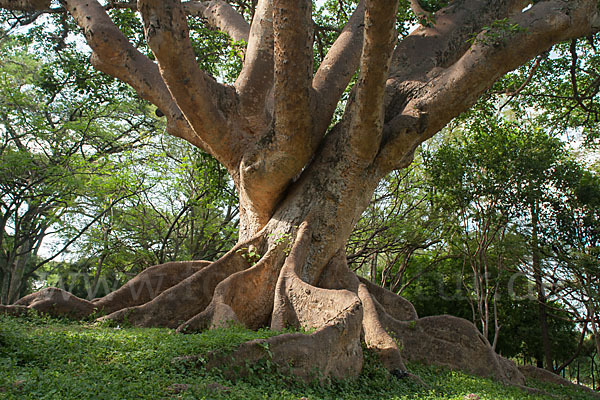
left=0, top=304, right=29, bottom=316
left=519, top=365, right=600, bottom=398
left=317, top=254, right=526, bottom=384
left=177, top=248, right=286, bottom=332
left=383, top=314, right=525, bottom=384
left=204, top=305, right=363, bottom=381
left=314, top=252, right=531, bottom=385
left=357, top=283, right=406, bottom=372
left=14, top=287, right=95, bottom=319
left=195, top=223, right=365, bottom=380
left=92, top=260, right=211, bottom=314
left=316, top=251, right=409, bottom=373
left=271, top=224, right=361, bottom=332
left=99, top=239, right=260, bottom=328
left=7, top=237, right=264, bottom=326
left=7, top=261, right=212, bottom=319
left=2, top=225, right=559, bottom=389
left=356, top=276, right=418, bottom=321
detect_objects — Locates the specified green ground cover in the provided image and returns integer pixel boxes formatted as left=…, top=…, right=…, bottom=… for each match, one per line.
left=0, top=314, right=595, bottom=400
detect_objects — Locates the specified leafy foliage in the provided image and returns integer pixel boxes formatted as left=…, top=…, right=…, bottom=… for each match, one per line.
left=0, top=32, right=156, bottom=304
left=489, top=37, right=600, bottom=145
left=0, top=29, right=239, bottom=303
left=352, top=112, right=596, bottom=368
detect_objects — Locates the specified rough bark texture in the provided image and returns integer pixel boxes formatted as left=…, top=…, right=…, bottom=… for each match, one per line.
left=2, top=0, right=600, bottom=391
left=388, top=315, right=525, bottom=384
left=519, top=365, right=600, bottom=398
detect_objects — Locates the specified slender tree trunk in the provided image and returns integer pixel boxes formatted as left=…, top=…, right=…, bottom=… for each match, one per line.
left=0, top=267, right=9, bottom=305
left=92, top=209, right=113, bottom=297
left=592, top=355, right=595, bottom=390
left=7, top=242, right=34, bottom=304
left=531, top=201, right=553, bottom=372
left=591, top=318, right=600, bottom=367
left=370, top=254, right=377, bottom=284
left=491, top=291, right=500, bottom=352
left=7, top=257, right=25, bottom=304
left=92, top=253, right=107, bottom=298
left=556, top=322, right=588, bottom=374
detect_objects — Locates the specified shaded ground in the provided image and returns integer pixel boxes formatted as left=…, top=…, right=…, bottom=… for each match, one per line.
left=0, top=314, right=597, bottom=400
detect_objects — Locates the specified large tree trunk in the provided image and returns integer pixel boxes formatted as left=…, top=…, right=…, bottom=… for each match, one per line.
left=1, top=0, right=599, bottom=386
left=4, top=123, right=525, bottom=383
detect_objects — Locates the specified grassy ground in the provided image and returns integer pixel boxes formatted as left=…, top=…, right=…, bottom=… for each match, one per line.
left=0, top=313, right=596, bottom=400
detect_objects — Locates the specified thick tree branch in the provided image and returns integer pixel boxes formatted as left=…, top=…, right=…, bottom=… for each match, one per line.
left=0, top=0, right=49, bottom=10
left=272, top=0, right=313, bottom=144
left=372, top=0, right=530, bottom=172
left=376, top=0, right=600, bottom=172
left=5, top=0, right=250, bottom=39
left=138, top=0, right=246, bottom=171
left=347, top=0, right=399, bottom=163
left=409, top=0, right=430, bottom=21
left=312, top=1, right=365, bottom=136
left=237, top=0, right=315, bottom=226
left=418, top=0, right=600, bottom=136
left=183, top=0, right=250, bottom=44
left=234, top=0, right=274, bottom=131
left=63, top=0, right=207, bottom=152
left=389, top=0, right=529, bottom=82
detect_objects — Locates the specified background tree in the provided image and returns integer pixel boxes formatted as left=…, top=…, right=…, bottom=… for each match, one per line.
left=549, top=165, right=600, bottom=364
left=423, top=118, right=524, bottom=350
left=0, top=33, right=155, bottom=304
left=424, top=115, right=580, bottom=363
left=49, top=136, right=239, bottom=299
left=357, top=113, right=589, bottom=371
left=0, top=27, right=239, bottom=303
left=346, top=160, right=449, bottom=291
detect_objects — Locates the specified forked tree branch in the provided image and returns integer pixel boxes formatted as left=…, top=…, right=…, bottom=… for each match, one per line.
left=5, top=0, right=250, bottom=159
left=417, top=0, right=600, bottom=138
left=312, top=0, right=365, bottom=136
left=373, top=0, right=531, bottom=173
left=347, top=0, right=399, bottom=163
left=364, top=0, right=530, bottom=173
left=389, top=0, right=529, bottom=83
left=4, top=0, right=250, bottom=37
left=376, top=0, right=600, bottom=173
left=236, top=0, right=315, bottom=220
left=64, top=0, right=207, bottom=152
left=138, top=0, right=246, bottom=171
left=183, top=0, right=250, bottom=43
left=235, top=0, right=274, bottom=130
left=409, top=0, right=430, bottom=20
